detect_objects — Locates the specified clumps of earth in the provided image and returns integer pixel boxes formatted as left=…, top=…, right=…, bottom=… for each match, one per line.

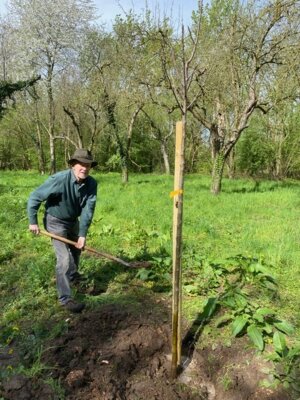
left=0, top=297, right=293, bottom=400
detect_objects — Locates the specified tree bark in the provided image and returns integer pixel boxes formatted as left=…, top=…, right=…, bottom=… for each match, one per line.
left=227, top=147, right=235, bottom=179
left=121, top=161, right=128, bottom=183
left=121, top=105, right=143, bottom=184
left=275, top=131, right=284, bottom=179
left=33, top=95, right=46, bottom=174
left=211, top=152, right=226, bottom=195
left=46, top=62, right=56, bottom=174
left=63, top=107, right=84, bottom=148
left=161, top=141, right=171, bottom=174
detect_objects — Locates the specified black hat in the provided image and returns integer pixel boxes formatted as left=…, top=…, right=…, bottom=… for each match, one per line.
left=68, top=148, right=98, bottom=167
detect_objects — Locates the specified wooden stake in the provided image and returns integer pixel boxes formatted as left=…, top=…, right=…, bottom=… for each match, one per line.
left=171, top=120, right=185, bottom=378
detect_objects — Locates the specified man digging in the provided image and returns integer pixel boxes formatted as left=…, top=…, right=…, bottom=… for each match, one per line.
left=27, top=149, right=98, bottom=313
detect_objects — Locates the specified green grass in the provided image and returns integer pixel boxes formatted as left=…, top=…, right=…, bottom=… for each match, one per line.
left=0, top=171, right=300, bottom=352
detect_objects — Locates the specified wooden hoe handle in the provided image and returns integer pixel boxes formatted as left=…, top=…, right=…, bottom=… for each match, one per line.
left=40, top=230, right=132, bottom=268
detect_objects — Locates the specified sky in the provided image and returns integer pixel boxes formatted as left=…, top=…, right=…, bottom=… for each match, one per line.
left=0, top=0, right=199, bottom=27
left=94, top=0, right=199, bottom=27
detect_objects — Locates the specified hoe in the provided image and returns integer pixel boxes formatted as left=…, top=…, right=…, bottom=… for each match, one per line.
left=40, top=230, right=151, bottom=269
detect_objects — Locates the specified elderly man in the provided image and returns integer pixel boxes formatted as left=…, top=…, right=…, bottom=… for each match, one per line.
left=27, top=149, right=98, bottom=313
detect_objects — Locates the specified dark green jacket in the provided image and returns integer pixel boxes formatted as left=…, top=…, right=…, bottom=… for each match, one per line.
left=27, top=169, right=97, bottom=237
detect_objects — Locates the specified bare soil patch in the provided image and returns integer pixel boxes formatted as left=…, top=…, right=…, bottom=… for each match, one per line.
left=0, top=296, right=293, bottom=400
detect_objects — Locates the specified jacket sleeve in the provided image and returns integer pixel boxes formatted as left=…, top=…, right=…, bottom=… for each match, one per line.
left=27, top=175, right=60, bottom=225
left=78, top=179, right=98, bottom=237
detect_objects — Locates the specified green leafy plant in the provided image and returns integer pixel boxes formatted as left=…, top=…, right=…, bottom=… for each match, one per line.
left=210, top=254, right=278, bottom=292
left=135, top=253, right=172, bottom=290
left=216, top=298, right=294, bottom=352
left=98, top=224, right=116, bottom=236
left=183, top=253, right=277, bottom=297
left=262, top=344, right=300, bottom=393
left=184, top=254, right=294, bottom=353
left=124, top=221, right=151, bottom=256
left=204, top=256, right=294, bottom=352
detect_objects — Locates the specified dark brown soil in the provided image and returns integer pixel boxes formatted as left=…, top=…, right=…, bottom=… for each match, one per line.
left=0, top=297, right=293, bottom=400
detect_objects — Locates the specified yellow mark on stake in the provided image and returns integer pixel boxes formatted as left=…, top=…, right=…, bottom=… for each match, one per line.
left=170, top=189, right=184, bottom=198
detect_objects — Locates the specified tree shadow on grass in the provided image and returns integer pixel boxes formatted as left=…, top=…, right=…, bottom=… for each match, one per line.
left=78, top=247, right=172, bottom=296
left=224, top=179, right=300, bottom=194
left=180, top=297, right=218, bottom=371
left=76, top=254, right=140, bottom=296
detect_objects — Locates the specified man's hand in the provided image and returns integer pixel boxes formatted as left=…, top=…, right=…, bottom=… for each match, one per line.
left=76, top=236, right=86, bottom=249
left=29, top=224, right=40, bottom=234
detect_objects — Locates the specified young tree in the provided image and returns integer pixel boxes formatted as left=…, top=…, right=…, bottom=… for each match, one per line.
left=149, top=1, right=205, bottom=374
left=141, top=107, right=174, bottom=174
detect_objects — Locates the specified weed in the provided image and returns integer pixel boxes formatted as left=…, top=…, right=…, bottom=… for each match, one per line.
left=261, top=344, right=300, bottom=395
left=17, top=346, right=51, bottom=378
left=44, top=377, right=65, bottom=399
left=184, top=254, right=295, bottom=353
left=219, top=371, right=233, bottom=391
left=0, top=325, right=20, bottom=345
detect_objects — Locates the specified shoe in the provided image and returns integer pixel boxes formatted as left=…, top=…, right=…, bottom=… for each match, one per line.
left=70, top=272, right=84, bottom=283
left=62, top=299, right=85, bottom=313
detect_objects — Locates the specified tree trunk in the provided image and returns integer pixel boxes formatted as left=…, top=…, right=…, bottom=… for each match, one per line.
left=161, top=141, right=170, bottom=174
left=35, top=129, right=46, bottom=174
left=275, top=133, right=284, bottom=179
left=46, top=63, right=56, bottom=174
left=63, top=106, right=84, bottom=148
left=49, top=136, right=56, bottom=174
left=33, top=98, right=46, bottom=174
left=121, top=162, right=128, bottom=183
left=211, top=152, right=226, bottom=195
left=227, top=147, right=235, bottom=179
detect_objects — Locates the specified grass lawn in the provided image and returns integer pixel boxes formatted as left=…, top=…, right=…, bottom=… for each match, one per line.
left=0, top=171, right=299, bottom=395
